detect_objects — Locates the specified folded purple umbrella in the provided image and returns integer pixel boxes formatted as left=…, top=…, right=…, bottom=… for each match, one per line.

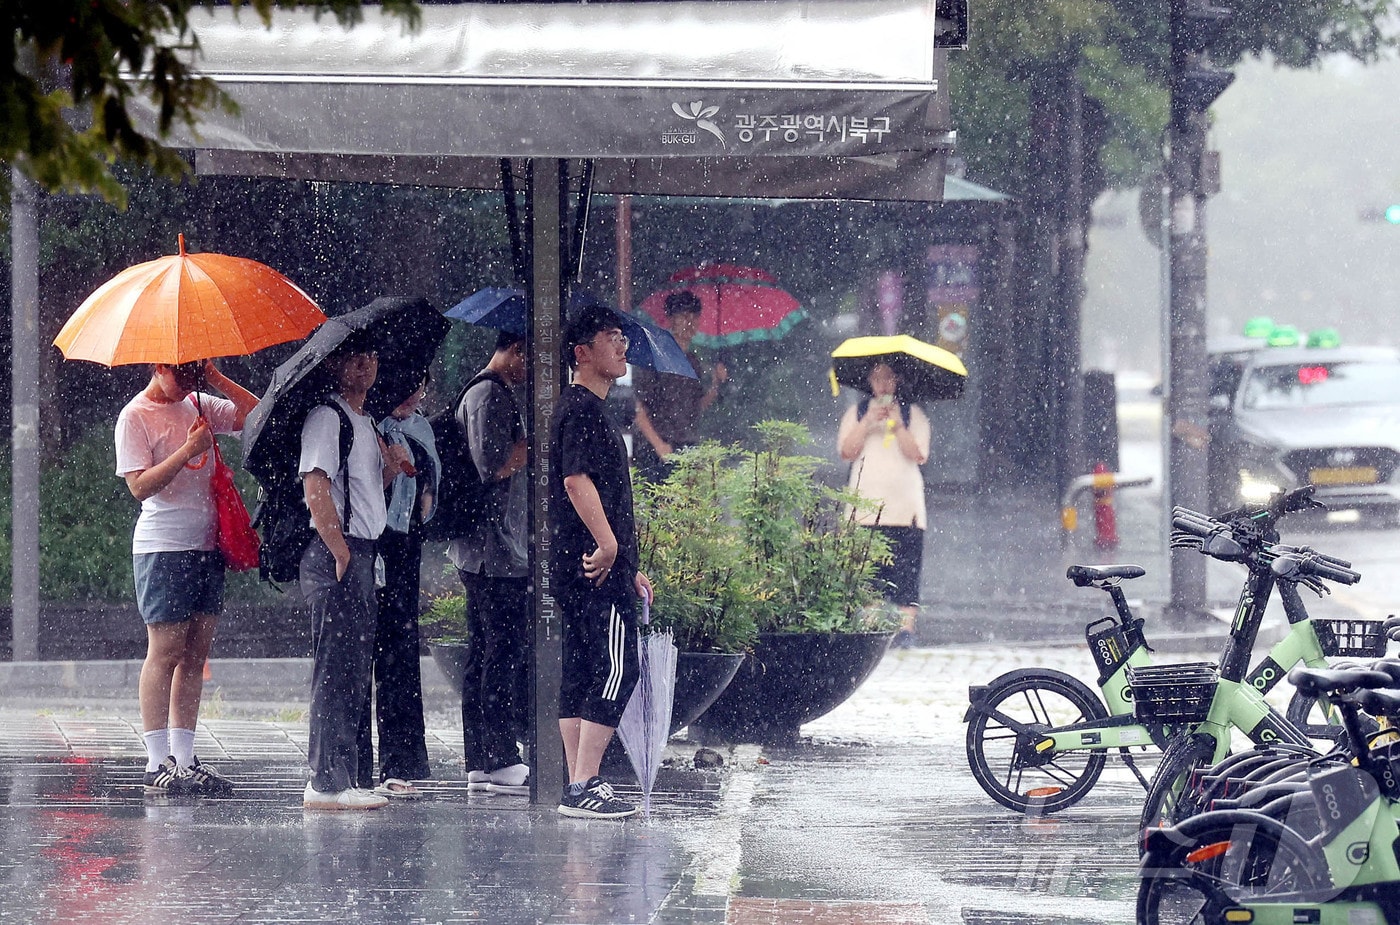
left=616, top=593, right=678, bottom=818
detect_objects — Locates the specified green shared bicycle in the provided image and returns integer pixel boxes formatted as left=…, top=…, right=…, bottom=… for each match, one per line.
left=964, top=488, right=1372, bottom=816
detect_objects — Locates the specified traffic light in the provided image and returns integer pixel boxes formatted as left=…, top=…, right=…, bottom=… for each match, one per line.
left=1387, top=205, right=1400, bottom=225
left=1170, top=4, right=1236, bottom=124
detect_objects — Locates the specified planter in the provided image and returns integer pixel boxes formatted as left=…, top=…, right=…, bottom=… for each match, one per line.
left=669, top=651, right=747, bottom=734
left=428, top=641, right=470, bottom=697
left=689, top=631, right=894, bottom=745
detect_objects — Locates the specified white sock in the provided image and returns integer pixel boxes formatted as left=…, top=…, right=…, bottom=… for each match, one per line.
left=170, top=727, right=196, bottom=769
left=142, top=729, right=171, bottom=773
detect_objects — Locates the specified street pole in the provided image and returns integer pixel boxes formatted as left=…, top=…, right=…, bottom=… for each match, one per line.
left=1166, top=0, right=1234, bottom=621
left=10, top=167, right=40, bottom=661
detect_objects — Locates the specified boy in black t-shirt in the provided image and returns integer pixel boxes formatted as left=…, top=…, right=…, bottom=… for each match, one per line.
left=550, top=304, right=653, bottom=820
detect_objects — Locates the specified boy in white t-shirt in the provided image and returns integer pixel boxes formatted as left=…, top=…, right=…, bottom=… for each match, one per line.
left=298, top=336, right=409, bottom=811
left=115, top=360, right=259, bottom=794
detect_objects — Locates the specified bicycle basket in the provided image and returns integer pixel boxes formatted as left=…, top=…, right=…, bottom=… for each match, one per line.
left=1126, top=663, right=1218, bottom=725
left=1314, top=618, right=1387, bottom=658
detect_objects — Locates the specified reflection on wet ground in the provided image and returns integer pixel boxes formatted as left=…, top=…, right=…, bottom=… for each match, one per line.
left=0, top=752, right=717, bottom=925
left=0, top=648, right=1149, bottom=925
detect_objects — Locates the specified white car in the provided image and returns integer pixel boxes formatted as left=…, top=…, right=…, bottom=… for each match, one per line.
left=1207, top=345, right=1400, bottom=518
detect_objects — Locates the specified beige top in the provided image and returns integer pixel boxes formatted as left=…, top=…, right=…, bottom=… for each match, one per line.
left=838, top=401, right=931, bottom=529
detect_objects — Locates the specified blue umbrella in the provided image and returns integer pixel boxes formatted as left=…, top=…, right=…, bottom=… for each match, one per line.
left=444, top=287, right=526, bottom=332
left=446, top=287, right=697, bottom=379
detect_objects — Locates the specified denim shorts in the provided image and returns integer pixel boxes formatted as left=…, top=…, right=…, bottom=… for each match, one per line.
left=132, top=550, right=225, bottom=625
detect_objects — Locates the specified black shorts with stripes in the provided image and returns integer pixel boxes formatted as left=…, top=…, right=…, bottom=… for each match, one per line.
left=557, top=569, right=639, bottom=728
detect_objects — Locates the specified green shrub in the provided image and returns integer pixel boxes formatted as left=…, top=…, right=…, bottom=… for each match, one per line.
left=729, top=421, right=895, bottom=635
left=635, top=422, right=896, bottom=646
left=635, top=442, right=758, bottom=654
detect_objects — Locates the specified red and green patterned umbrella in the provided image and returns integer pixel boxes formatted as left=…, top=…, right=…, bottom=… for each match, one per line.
left=639, top=263, right=807, bottom=349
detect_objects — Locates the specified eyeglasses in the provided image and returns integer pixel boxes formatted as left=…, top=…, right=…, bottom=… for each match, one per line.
left=596, top=332, right=629, bottom=349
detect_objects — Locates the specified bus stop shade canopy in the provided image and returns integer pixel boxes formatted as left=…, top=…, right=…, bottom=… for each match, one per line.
left=151, top=0, right=954, bottom=201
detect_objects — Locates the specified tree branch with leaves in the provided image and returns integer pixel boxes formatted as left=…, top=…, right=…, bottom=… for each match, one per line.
left=2, top=0, right=418, bottom=205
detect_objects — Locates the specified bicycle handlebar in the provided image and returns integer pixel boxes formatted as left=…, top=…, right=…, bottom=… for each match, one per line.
left=1270, top=552, right=1361, bottom=586
left=1171, top=506, right=1359, bottom=586
left=1170, top=509, right=1222, bottom=538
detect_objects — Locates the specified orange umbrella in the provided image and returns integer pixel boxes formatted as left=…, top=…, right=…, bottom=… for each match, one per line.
left=53, top=234, right=326, bottom=366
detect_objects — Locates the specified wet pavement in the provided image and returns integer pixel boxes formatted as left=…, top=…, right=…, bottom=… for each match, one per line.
left=0, top=643, right=1198, bottom=925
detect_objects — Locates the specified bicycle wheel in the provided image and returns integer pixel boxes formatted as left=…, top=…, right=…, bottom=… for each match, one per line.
left=965, top=668, right=1110, bottom=814
left=1140, top=732, right=1218, bottom=835
left=1138, top=811, right=1326, bottom=925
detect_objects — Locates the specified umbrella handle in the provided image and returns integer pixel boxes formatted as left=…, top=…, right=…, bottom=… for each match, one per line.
left=640, top=585, right=652, bottom=625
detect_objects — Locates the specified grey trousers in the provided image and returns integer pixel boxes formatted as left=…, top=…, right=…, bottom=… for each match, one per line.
left=301, top=535, right=379, bottom=792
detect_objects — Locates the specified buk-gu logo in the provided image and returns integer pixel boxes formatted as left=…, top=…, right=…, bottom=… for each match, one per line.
left=672, top=101, right=726, bottom=146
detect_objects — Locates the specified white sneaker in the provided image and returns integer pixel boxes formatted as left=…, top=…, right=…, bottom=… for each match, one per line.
left=467, top=770, right=492, bottom=792
left=487, top=763, right=531, bottom=795
left=303, top=782, right=389, bottom=810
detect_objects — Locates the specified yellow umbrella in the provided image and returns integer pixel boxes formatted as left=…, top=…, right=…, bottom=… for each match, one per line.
left=829, top=335, right=967, bottom=403
left=53, top=234, right=326, bottom=366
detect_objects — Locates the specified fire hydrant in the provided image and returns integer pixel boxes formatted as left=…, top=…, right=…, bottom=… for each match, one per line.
left=1091, top=462, right=1118, bottom=550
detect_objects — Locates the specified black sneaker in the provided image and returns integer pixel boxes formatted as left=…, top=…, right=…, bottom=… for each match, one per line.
left=187, top=756, right=235, bottom=794
left=557, top=776, right=637, bottom=819
left=144, top=756, right=195, bottom=795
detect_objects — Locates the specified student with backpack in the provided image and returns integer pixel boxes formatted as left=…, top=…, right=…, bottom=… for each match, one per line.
left=445, top=330, right=533, bottom=795
left=298, top=335, right=410, bottom=811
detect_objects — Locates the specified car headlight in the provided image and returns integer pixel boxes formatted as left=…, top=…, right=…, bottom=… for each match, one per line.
left=1235, top=441, right=1289, bottom=500
left=1238, top=473, right=1284, bottom=502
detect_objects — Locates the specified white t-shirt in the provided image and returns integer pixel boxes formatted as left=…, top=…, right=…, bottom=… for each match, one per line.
left=838, top=401, right=932, bottom=529
left=299, top=395, right=388, bottom=541
left=114, top=392, right=241, bottom=554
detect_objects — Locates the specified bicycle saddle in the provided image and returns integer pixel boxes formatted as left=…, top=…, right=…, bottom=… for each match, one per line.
left=1066, top=564, right=1146, bottom=586
left=1288, top=665, right=1394, bottom=699
left=1368, top=660, right=1400, bottom=687
left=1357, top=688, right=1400, bottom=719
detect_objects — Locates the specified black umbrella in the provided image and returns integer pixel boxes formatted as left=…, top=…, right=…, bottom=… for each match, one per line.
left=242, top=295, right=451, bottom=487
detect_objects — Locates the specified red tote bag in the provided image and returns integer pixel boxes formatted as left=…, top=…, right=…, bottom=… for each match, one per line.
left=209, top=439, right=261, bottom=572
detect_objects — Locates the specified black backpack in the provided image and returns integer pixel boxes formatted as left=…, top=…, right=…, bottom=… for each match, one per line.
left=420, top=370, right=507, bottom=544
left=253, top=402, right=354, bottom=585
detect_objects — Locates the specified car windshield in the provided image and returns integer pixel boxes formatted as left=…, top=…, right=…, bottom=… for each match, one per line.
left=1240, top=359, right=1400, bottom=410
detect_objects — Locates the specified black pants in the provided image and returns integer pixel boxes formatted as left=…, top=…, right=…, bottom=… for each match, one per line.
left=302, top=535, right=378, bottom=793
left=632, top=439, right=693, bottom=484
left=459, top=569, right=531, bottom=773
left=356, top=527, right=431, bottom=787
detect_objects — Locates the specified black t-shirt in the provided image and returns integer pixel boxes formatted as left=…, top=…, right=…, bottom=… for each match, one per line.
left=549, top=384, right=637, bottom=586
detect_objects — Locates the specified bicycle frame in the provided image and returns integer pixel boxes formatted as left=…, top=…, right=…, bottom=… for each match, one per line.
left=1245, top=582, right=1334, bottom=697
left=1019, top=566, right=1318, bottom=760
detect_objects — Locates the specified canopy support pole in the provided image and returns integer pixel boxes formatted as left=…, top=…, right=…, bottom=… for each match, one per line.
left=527, top=158, right=566, bottom=804
left=501, top=159, right=528, bottom=286
left=10, top=166, right=40, bottom=662
left=570, top=159, right=595, bottom=284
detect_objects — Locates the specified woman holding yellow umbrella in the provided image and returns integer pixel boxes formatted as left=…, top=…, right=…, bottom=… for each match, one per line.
left=56, top=235, right=326, bottom=794
left=833, top=335, right=966, bottom=647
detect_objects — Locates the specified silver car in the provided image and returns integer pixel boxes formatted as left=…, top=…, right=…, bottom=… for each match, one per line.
left=1207, top=345, right=1400, bottom=517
